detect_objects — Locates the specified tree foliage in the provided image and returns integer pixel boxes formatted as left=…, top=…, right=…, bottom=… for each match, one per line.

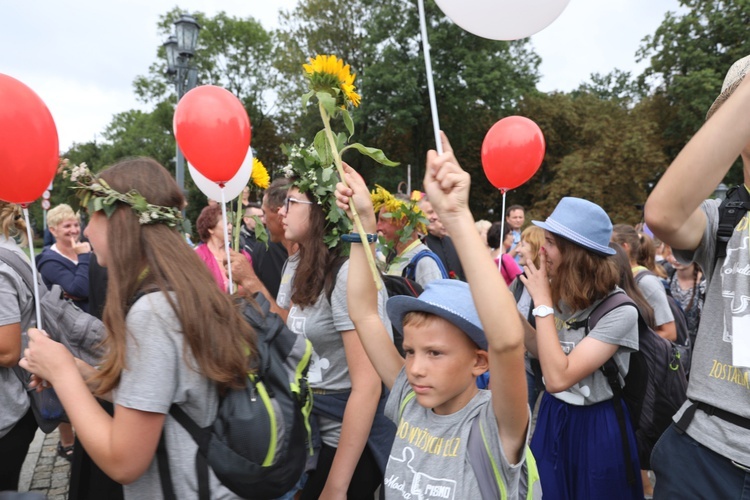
left=638, top=0, right=750, bottom=175
left=515, top=91, right=667, bottom=225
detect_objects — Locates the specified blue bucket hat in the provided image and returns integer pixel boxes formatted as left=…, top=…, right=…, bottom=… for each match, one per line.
left=387, top=279, right=487, bottom=350
left=532, top=197, right=615, bottom=256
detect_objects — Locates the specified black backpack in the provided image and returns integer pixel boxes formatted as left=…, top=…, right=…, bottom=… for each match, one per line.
left=635, top=269, right=692, bottom=375
left=716, top=185, right=750, bottom=263
left=157, top=293, right=313, bottom=500
left=578, top=292, right=688, bottom=477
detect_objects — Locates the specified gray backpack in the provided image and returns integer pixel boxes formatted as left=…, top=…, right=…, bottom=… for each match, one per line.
left=0, top=248, right=105, bottom=432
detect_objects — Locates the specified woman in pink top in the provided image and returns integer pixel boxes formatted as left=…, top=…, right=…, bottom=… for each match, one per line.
left=194, top=204, right=252, bottom=292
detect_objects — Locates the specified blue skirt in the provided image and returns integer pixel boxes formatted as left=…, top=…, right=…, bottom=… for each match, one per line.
left=531, top=392, right=643, bottom=500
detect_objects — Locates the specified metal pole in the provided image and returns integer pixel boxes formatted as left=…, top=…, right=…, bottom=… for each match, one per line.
left=175, top=64, right=186, bottom=197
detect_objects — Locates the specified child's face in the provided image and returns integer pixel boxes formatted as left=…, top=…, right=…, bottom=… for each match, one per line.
left=402, top=315, right=485, bottom=415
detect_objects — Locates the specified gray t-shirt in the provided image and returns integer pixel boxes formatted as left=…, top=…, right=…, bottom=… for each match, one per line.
left=0, top=237, right=33, bottom=438
left=277, top=255, right=392, bottom=446
left=386, top=242, right=444, bottom=287
left=636, top=271, right=674, bottom=327
left=114, top=292, right=239, bottom=500
left=549, top=289, right=639, bottom=405
left=384, top=368, right=533, bottom=500
left=672, top=198, right=750, bottom=466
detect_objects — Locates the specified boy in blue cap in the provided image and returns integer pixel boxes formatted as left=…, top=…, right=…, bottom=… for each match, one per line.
left=335, top=132, right=540, bottom=499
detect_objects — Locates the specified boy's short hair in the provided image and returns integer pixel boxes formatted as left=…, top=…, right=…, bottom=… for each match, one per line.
left=388, top=279, right=487, bottom=350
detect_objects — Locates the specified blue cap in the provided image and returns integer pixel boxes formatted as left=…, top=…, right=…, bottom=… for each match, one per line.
left=387, top=279, right=487, bottom=350
left=532, top=197, right=615, bottom=256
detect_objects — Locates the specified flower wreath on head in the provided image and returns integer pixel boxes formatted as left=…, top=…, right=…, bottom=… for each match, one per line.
left=280, top=141, right=352, bottom=249
left=63, top=161, right=183, bottom=228
left=370, top=185, right=428, bottom=245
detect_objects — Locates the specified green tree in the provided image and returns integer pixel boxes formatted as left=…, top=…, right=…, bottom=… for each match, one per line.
left=515, top=91, right=667, bottom=224
left=637, top=0, right=750, bottom=183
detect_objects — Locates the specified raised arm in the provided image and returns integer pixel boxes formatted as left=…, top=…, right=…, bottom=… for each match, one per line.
left=336, top=164, right=404, bottom=389
left=645, top=75, right=750, bottom=250
left=229, top=250, right=289, bottom=322
left=424, top=132, right=527, bottom=463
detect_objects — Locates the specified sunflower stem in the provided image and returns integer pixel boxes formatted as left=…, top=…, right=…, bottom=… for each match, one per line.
left=233, top=196, right=243, bottom=253
left=319, top=101, right=382, bottom=291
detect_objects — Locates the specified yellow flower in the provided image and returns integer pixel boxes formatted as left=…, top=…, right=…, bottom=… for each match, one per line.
left=251, top=158, right=270, bottom=189
left=304, top=54, right=361, bottom=108
left=410, top=190, right=423, bottom=202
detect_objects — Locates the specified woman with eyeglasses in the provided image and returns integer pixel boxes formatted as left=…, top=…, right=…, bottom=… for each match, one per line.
left=276, top=180, right=395, bottom=499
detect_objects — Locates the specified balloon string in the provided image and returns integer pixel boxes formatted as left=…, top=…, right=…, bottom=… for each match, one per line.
left=22, top=207, right=43, bottom=329
left=220, top=189, right=234, bottom=294
left=417, top=0, right=443, bottom=155
left=498, top=190, right=507, bottom=271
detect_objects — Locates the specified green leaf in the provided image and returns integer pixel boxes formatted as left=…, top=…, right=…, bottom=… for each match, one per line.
left=342, top=109, right=354, bottom=139
left=340, top=143, right=400, bottom=167
left=253, top=216, right=269, bottom=249
left=335, top=132, right=347, bottom=152
left=301, top=90, right=315, bottom=109
left=314, top=130, right=333, bottom=166
left=316, top=91, right=337, bottom=116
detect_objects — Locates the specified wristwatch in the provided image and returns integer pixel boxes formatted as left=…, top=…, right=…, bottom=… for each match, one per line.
left=532, top=305, right=555, bottom=318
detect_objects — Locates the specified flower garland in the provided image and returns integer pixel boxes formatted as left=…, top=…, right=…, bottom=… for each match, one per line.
left=281, top=142, right=352, bottom=249
left=370, top=185, right=428, bottom=243
left=64, top=162, right=182, bottom=228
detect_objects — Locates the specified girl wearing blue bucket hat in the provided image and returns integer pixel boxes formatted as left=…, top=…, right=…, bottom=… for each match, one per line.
left=335, top=133, right=541, bottom=499
left=521, top=197, right=643, bottom=499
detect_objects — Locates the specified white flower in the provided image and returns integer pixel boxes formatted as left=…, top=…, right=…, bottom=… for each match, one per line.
left=139, top=213, right=151, bottom=224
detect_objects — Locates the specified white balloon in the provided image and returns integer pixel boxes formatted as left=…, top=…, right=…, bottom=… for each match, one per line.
left=189, top=148, right=253, bottom=202
left=434, top=0, right=571, bottom=41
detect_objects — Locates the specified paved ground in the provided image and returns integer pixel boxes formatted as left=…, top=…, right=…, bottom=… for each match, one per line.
left=18, top=428, right=70, bottom=499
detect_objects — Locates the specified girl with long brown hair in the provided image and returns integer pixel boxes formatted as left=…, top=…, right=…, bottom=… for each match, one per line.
left=21, top=158, right=256, bottom=498
left=276, top=177, right=394, bottom=499
left=521, top=197, right=643, bottom=498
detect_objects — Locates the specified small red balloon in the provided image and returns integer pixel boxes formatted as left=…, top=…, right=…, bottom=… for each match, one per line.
left=0, top=74, right=59, bottom=205
left=174, top=85, right=251, bottom=183
left=481, top=116, right=545, bottom=191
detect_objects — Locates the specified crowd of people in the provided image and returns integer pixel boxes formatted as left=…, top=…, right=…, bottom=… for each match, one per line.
left=1, top=54, right=749, bottom=500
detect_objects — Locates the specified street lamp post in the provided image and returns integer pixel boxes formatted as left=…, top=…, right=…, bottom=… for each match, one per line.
left=164, top=13, right=201, bottom=196
left=714, top=182, right=729, bottom=200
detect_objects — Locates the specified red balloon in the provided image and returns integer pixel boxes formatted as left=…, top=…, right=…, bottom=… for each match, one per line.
left=174, top=85, right=251, bottom=183
left=481, top=116, right=545, bottom=191
left=0, top=74, right=59, bottom=205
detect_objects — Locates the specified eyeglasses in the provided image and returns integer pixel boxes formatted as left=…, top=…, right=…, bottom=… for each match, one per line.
left=284, top=196, right=314, bottom=213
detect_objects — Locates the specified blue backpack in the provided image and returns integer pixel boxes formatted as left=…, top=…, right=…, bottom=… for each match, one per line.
left=402, top=249, right=449, bottom=282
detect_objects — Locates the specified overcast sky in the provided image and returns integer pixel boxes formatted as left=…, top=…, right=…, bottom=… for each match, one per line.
left=2, top=0, right=682, bottom=152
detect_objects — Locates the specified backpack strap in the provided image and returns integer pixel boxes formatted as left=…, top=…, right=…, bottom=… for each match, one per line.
left=0, top=248, right=48, bottom=315
left=467, top=417, right=503, bottom=500
left=403, top=249, right=449, bottom=281
left=716, top=185, right=750, bottom=262
left=157, top=404, right=212, bottom=500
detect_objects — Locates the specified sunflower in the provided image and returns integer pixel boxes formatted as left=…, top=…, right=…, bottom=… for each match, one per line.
left=251, top=158, right=270, bottom=190
left=304, top=54, right=361, bottom=108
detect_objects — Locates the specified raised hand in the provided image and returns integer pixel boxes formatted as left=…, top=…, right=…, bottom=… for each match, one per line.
left=335, top=163, right=376, bottom=232
left=423, top=132, right=471, bottom=225
left=519, top=249, right=553, bottom=308
left=71, top=236, right=91, bottom=255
